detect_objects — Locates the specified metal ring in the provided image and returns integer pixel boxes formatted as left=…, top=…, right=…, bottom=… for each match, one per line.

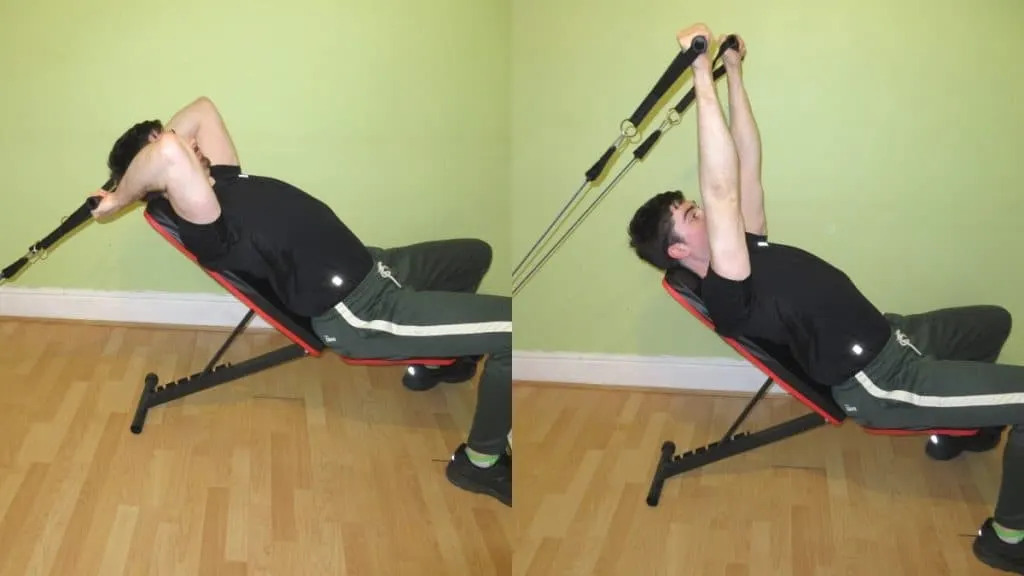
left=667, top=108, right=682, bottom=126
left=619, top=119, right=639, bottom=140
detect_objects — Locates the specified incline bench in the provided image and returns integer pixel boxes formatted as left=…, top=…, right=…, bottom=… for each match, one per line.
left=131, top=197, right=456, bottom=434
left=646, top=267, right=982, bottom=506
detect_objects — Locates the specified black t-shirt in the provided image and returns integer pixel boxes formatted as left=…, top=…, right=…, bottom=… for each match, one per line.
left=175, top=164, right=374, bottom=318
left=698, top=232, right=891, bottom=386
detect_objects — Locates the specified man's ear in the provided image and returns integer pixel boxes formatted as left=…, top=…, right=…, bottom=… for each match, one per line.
left=666, top=241, right=689, bottom=261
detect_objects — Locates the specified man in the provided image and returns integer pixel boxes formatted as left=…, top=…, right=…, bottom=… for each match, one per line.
left=91, top=96, right=511, bottom=507
left=627, top=24, right=1023, bottom=573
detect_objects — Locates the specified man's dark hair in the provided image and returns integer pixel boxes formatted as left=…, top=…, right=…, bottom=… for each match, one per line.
left=107, top=119, right=163, bottom=185
left=628, top=190, right=684, bottom=270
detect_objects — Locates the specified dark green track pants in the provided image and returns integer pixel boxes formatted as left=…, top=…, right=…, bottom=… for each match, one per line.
left=310, top=239, right=511, bottom=456
left=831, top=305, right=1024, bottom=528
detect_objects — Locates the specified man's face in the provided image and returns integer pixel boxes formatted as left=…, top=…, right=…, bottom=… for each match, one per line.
left=666, top=198, right=710, bottom=263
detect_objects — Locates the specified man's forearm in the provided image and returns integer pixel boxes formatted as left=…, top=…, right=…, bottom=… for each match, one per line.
left=725, top=63, right=766, bottom=233
left=725, top=65, right=761, bottom=182
left=693, top=60, right=740, bottom=203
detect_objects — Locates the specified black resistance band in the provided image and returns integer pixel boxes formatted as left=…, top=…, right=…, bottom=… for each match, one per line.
left=0, top=179, right=111, bottom=284
left=513, top=34, right=739, bottom=296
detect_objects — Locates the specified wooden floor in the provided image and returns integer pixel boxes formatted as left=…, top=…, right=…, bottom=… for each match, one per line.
left=513, top=382, right=1009, bottom=576
left=0, top=318, right=511, bottom=576
left=1, top=317, right=1012, bottom=575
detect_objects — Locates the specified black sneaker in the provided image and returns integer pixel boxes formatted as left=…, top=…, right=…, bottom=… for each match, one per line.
left=974, top=518, right=1024, bottom=574
left=925, top=427, right=1004, bottom=461
left=445, top=443, right=511, bottom=507
left=402, top=356, right=481, bottom=391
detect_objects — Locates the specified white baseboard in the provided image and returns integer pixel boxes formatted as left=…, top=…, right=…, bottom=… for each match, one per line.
left=512, top=350, right=786, bottom=395
left=0, top=286, right=271, bottom=329
left=0, top=287, right=778, bottom=394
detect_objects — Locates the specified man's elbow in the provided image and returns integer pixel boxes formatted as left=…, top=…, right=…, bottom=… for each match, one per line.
left=178, top=96, right=220, bottom=124
left=191, top=96, right=217, bottom=111
left=704, top=183, right=740, bottom=204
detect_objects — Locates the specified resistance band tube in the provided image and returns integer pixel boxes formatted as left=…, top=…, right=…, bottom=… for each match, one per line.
left=0, top=180, right=111, bottom=284
left=513, top=35, right=739, bottom=297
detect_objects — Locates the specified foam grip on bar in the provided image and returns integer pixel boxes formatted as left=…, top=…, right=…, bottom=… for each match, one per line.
left=34, top=196, right=101, bottom=251
left=585, top=145, right=617, bottom=182
left=672, top=90, right=697, bottom=114
left=101, top=178, right=114, bottom=191
left=672, top=64, right=728, bottom=114
left=720, top=34, right=738, bottom=53
left=627, top=44, right=703, bottom=129
left=634, top=130, right=663, bottom=160
left=1, top=257, right=28, bottom=280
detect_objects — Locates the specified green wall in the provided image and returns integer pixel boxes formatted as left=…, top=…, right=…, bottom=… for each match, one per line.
left=512, top=0, right=1024, bottom=363
left=0, top=0, right=510, bottom=296
left=6, top=0, right=1024, bottom=364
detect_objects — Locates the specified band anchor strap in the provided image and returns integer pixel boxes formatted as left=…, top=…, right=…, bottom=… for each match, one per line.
left=512, top=35, right=739, bottom=296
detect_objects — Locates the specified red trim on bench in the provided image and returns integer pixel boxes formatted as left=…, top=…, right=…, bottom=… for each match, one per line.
left=144, top=211, right=455, bottom=367
left=661, top=277, right=979, bottom=437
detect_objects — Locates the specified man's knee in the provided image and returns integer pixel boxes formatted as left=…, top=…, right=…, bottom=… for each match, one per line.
left=987, top=305, right=1013, bottom=343
left=488, top=330, right=510, bottom=358
left=464, top=238, right=493, bottom=275
left=482, top=334, right=511, bottom=373
left=1008, top=424, right=1024, bottom=447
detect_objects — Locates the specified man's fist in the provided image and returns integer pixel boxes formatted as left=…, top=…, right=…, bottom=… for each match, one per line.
left=720, top=34, right=746, bottom=66
left=89, top=189, right=120, bottom=221
left=676, top=23, right=713, bottom=53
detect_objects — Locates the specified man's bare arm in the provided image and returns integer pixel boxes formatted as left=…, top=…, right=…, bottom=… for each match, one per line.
left=166, top=96, right=240, bottom=167
left=680, top=26, right=750, bottom=281
left=95, top=132, right=221, bottom=224
left=722, top=37, right=766, bottom=236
